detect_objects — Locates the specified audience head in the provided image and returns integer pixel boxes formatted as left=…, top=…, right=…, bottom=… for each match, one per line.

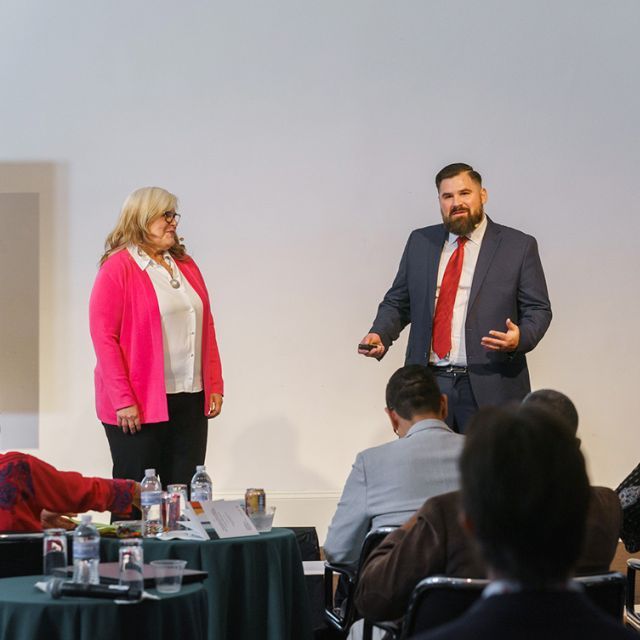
left=385, top=366, right=446, bottom=436
left=522, top=388, right=579, bottom=436
left=460, top=405, right=590, bottom=588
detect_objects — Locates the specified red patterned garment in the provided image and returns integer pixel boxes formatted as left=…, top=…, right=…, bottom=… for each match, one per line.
left=0, top=452, right=136, bottom=532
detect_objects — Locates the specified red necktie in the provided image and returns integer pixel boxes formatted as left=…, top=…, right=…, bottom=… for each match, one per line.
left=432, top=236, right=468, bottom=359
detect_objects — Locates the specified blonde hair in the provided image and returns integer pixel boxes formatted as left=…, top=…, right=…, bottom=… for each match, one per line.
left=100, top=186, right=187, bottom=264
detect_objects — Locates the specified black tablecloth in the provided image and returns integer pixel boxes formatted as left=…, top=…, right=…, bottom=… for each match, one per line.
left=0, top=575, right=208, bottom=640
left=101, top=527, right=313, bottom=640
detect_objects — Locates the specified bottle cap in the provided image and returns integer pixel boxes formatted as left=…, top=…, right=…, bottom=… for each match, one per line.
left=196, top=465, right=206, bottom=472
left=80, top=514, right=92, bottom=524
left=144, top=468, right=156, bottom=476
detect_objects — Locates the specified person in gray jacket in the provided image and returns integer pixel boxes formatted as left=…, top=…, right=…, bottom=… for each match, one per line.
left=323, top=365, right=464, bottom=567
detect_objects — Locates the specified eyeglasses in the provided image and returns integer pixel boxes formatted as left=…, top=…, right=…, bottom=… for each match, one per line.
left=162, top=211, right=181, bottom=224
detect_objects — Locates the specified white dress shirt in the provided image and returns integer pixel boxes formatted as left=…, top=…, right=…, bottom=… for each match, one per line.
left=128, top=246, right=203, bottom=394
left=430, top=215, right=488, bottom=367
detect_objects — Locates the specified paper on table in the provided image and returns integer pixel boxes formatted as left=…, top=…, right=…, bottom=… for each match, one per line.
left=188, top=500, right=211, bottom=526
left=165, top=502, right=209, bottom=540
left=157, top=529, right=207, bottom=541
left=201, top=500, right=259, bottom=539
left=302, top=561, right=326, bottom=576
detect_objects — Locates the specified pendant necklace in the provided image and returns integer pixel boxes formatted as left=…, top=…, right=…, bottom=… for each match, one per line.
left=165, top=256, right=180, bottom=289
left=138, top=247, right=180, bottom=288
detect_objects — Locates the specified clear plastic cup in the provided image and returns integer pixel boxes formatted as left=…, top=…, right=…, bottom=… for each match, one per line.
left=249, top=506, right=276, bottom=533
left=150, top=559, right=187, bottom=593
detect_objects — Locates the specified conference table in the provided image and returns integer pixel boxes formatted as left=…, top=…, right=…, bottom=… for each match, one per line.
left=0, top=575, right=208, bottom=640
left=101, top=527, right=313, bottom=640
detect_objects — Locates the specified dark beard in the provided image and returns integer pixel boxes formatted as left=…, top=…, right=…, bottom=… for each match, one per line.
left=443, top=207, right=484, bottom=236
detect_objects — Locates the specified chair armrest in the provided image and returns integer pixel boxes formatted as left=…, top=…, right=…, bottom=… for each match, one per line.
left=626, top=559, right=640, bottom=630
left=371, top=619, right=401, bottom=640
left=324, top=562, right=357, bottom=632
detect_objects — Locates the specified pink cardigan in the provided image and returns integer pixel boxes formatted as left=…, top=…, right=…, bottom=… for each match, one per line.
left=89, top=249, right=223, bottom=425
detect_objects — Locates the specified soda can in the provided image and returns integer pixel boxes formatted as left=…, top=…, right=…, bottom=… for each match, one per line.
left=245, top=488, right=266, bottom=515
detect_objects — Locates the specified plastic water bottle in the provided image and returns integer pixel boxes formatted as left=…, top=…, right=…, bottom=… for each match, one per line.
left=141, top=468, right=163, bottom=537
left=190, top=465, right=213, bottom=502
left=72, top=514, right=100, bottom=585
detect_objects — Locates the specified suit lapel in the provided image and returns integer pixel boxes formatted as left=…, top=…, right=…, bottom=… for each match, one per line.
left=468, top=216, right=501, bottom=312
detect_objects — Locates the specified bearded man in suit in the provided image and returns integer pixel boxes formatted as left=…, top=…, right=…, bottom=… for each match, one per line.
left=359, top=163, right=552, bottom=433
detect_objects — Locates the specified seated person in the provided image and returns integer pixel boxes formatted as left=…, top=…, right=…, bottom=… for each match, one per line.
left=411, top=405, right=634, bottom=639
left=0, top=451, right=139, bottom=532
left=355, top=389, right=622, bottom=621
left=323, top=365, right=464, bottom=567
left=616, top=460, right=640, bottom=553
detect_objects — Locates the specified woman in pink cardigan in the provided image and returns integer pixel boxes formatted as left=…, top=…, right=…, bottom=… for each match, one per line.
left=90, top=187, right=223, bottom=500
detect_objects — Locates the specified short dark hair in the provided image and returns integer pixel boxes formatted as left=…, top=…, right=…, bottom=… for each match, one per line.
left=522, top=389, right=579, bottom=436
left=435, top=163, right=482, bottom=190
left=460, top=406, right=590, bottom=588
left=385, top=365, right=442, bottom=420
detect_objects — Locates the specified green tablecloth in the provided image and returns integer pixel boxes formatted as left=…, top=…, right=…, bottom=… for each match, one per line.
left=0, top=575, right=208, bottom=640
left=101, top=527, right=313, bottom=640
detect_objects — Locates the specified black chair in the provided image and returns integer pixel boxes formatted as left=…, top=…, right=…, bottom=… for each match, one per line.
left=285, top=527, right=328, bottom=635
left=625, top=558, right=640, bottom=630
left=574, top=572, right=626, bottom=620
left=399, top=571, right=626, bottom=638
left=400, top=576, right=487, bottom=638
left=616, top=462, right=640, bottom=553
left=324, top=526, right=398, bottom=638
left=0, top=533, right=45, bottom=578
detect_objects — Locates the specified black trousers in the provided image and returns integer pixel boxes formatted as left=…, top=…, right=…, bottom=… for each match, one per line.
left=103, top=391, right=208, bottom=519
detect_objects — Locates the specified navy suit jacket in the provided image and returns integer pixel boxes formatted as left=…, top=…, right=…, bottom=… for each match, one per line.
left=370, top=217, right=552, bottom=407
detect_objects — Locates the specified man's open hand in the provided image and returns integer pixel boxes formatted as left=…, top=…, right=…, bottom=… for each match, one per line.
left=481, top=318, right=520, bottom=352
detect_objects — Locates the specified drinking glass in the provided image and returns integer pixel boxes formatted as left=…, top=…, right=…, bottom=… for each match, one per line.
left=43, top=528, right=68, bottom=577
left=166, top=484, right=189, bottom=529
left=118, top=539, right=144, bottom=599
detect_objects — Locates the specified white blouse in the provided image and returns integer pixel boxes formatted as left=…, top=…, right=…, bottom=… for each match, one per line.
left=128, top=246, right=203, bottom=394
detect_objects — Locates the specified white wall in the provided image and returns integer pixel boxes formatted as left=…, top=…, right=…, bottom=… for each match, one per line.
left=1, top=1, right=639, bottom=542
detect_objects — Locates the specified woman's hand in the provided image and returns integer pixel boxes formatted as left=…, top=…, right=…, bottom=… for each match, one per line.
left=116, top=405, right=141, bottom=433
left=208, top=393, right=223, bottom=418
left=41, top=509, right=77, bottom=530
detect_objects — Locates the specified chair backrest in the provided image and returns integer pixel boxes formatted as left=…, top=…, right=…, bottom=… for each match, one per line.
left=357, top=526, right=399, bottom=568
left=402, top=572, right=626, bottom=638
left=574, top=572, right=626, bottom=620
left=0, top=533, right=45, bottom=578
left=401, top=576, right=487, bottom=638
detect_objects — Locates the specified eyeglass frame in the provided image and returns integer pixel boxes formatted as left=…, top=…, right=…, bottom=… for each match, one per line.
left=162, top=211, right=181, bottom=224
